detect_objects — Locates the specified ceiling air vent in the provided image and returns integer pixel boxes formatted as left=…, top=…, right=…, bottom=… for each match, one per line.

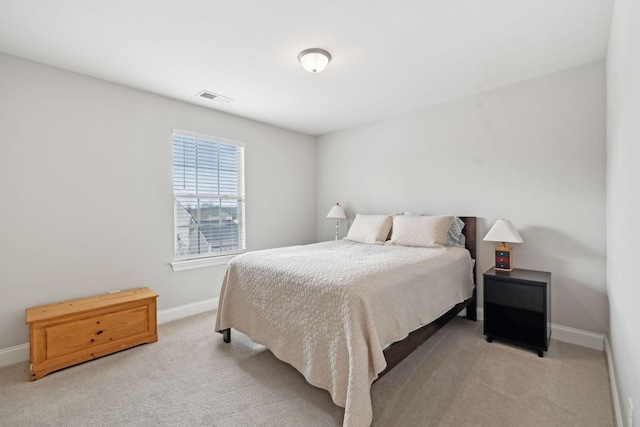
left=196, top=90, right=233, bottom=104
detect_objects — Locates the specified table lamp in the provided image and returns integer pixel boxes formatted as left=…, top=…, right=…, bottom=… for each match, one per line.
left=483, top=219, right=523, bottom=271
left=326, top=203, right=346, bottom=240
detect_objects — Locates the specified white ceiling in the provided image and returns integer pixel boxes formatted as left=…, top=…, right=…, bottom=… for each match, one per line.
left=0, top=0, right=613, bottom=136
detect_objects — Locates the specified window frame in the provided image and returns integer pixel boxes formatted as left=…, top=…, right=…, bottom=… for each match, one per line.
left=170, top=129, right=246, bottom=271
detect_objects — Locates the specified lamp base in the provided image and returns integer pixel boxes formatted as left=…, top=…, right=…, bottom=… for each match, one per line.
left=494, top=245, right=514, bottom=271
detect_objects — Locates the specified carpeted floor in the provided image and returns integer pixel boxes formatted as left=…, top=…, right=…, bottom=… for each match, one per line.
left=0, top=312, right=615, bottom=426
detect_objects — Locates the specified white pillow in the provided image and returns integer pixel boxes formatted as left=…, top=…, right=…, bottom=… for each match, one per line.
left=389, top=215, right=453, bottom=247
left=402, top=212, right=466, bottom=247
left=345, top=214, right=393, bottom=244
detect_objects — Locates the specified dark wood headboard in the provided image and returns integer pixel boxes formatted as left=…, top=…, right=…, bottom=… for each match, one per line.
left=459, top=216, right=476, bottom=260
left=460, top=216, right=477, bottom=322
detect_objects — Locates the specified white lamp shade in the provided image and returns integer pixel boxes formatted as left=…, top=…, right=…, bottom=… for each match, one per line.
left=483, top=219, right=523, bottom=243
left=298, top=48, right=331, bottom=73
left=326, top=204, right=346, bottom=219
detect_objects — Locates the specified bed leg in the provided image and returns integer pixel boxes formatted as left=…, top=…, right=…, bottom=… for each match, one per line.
left=466, top=304, right=477, bottom=321
left=222, top=328, right=231, bottom=343
left=466, top=288, right=477, bottom=321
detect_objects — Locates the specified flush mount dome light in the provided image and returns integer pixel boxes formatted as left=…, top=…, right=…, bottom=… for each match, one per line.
left=298, top=48, right=331, bottom=73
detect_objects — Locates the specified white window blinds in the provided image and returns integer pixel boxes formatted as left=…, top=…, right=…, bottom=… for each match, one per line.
left=172, top=130, right=245, bottom=260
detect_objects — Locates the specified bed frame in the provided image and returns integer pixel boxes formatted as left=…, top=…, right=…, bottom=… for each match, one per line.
left=219, top=216, right=477, bottom=378
left=378, top=216, right=477, bottom=378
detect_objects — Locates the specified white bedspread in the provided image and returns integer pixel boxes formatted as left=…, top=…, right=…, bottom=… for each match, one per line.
left=215, top=240, right=474, bottom=427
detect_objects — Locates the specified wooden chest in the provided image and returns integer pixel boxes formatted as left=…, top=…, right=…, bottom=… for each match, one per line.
left=26, top=287, right=158, bottom=381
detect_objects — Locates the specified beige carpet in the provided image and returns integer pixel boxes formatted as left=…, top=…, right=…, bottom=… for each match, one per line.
left=0, top=312, right=615, bottom=426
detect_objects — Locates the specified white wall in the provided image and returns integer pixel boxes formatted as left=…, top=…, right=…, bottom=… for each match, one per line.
left=0, top=53, right=317, bottom=350
left=607, top=0, right=640, bottom=423
left=317, top=62, right=607, bottom=335
left=0, top=49, right=611, bottom=364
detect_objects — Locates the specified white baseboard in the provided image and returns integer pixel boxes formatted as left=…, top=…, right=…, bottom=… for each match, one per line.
left=605, top=337, right=624, bottom=427
left=157, top=297, right=218, bottom=325
left=0, top=344, right=30, bottom=368
left=550, top=323, right=604, bottom=351
left=0, top=297, right=219, bottom=368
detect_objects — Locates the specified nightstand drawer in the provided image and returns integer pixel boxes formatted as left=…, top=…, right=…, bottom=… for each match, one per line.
left=484, top=278, right=544, bottom=313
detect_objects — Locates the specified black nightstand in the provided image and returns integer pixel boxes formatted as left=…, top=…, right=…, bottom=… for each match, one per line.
left=483, top=268, right=551, bottom=357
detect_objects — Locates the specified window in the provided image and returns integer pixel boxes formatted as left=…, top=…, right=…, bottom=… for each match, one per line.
left=172, top=130, right=245, bottom=262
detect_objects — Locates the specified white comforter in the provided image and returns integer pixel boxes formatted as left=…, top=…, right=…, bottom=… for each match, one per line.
left=215, top=240, right=474, bottom=427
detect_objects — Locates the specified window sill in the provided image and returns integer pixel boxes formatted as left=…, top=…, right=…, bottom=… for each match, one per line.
left=170, top=254, right=239, bottom=272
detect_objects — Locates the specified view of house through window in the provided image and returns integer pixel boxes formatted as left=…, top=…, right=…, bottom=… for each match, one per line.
left=172, top=130, right=245, bottom=260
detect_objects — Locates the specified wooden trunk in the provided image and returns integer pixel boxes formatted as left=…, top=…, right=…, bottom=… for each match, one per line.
left=25, top=287, right=158, bottom=381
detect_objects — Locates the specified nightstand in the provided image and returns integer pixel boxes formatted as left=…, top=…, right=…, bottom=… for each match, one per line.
left=483, top=268, right=551, bottom=357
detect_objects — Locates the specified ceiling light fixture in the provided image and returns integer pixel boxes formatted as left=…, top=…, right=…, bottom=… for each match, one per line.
left=298, top=48, right=331, bottom=73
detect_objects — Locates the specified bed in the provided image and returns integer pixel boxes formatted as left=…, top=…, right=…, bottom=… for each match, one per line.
left=215, top=215, right=476, bottom=427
